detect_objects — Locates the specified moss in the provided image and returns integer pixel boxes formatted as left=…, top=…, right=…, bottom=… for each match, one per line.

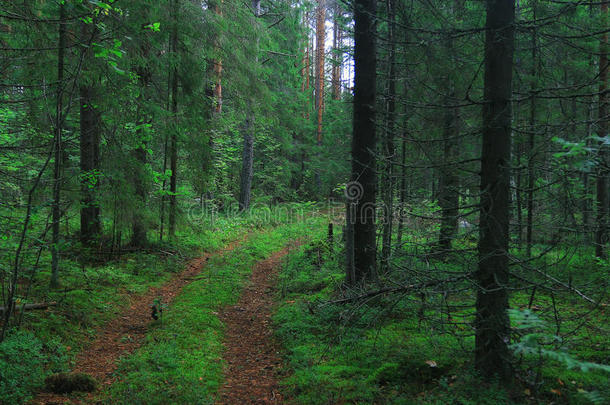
left=44, top=373, right=97, bottom=394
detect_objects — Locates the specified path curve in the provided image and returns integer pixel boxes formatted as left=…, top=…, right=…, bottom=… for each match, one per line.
left=32, top=237, right=246, bottom=405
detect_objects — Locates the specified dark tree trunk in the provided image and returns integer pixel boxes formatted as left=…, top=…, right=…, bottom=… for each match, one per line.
left=50, top=2, right=66, bottom=288
left=437, top=101, right=459, bottom=252
left=349, top=0, right=377, bottom=283
left=475, top=0, right=515, bottom=383
left=396, top=132, right=407, bottom=246
left=437, top=25, right=460, bottom=253
left=238, top=0, right=260, bottom=210
left=526, top=1, right=537, bottom=258
left=79, top=83, right=101, bottom=245
left=131, top=33, right=152, bottom=247
left=596, top=1, right=609, bottom=259
left=239, top=122, right=254, bottom=210
left=169, top=0, right=179, bottom=238
left=314, top=0, right=325, bottom=190
left=381, top=0, right=396, bottom=270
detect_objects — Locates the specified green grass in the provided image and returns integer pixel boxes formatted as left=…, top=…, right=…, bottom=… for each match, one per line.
left=273, top=228, right=610, bottom=405
left=0, top=213, right=246, bottom=404
left=96, top=216, right=324, bottom=405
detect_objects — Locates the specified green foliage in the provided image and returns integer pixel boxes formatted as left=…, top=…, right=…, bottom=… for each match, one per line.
left=0, top=330, right=68, bottom=404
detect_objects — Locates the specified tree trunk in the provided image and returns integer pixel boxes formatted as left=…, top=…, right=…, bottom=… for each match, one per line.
left=596, top=1, right=609, bottom=259
left=349, top=0, right=377, bottom=283
left=437, top=24, right=459, bottom=253
left=331, top=3, right=341, bottom=100
left=50, top=1, right=66, bottom=288
left=239, top=119, right=254, bottom=210
left=526, top=1, right=537, bottom=258
left=238, top=0, right=260, bottom=210
left=381, top=0, right=396, bottom=270
left=437, top=101, right=459, bottom=252
left=169, top=0, right=179, bottom=238
left=314, top=0, right=325, bottom=189
left=131, top=33, right=152, bottom=247
left=79, top=23, right=101, bottom=246
left=475, top=0, right=515, bottom=383
left=79, top=84, right=101, bottom=245
left=396, top=131, right=407, bottom=246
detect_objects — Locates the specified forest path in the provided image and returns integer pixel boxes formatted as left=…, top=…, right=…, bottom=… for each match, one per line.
left=215, top=241, right=299, bottom=404
left=31, top=236, right=248, bottom=405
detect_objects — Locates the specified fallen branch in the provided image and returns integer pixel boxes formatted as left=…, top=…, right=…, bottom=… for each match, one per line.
left=322, top=276, right=469, bottom=306
left=0, top=302, right=57, bottom=314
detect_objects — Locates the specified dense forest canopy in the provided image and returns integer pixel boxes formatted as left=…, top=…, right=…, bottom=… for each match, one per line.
left=0, top=0, right=609, bottom=404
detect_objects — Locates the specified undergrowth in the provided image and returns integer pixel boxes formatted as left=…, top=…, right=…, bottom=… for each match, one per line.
left=274, top=228, right=610, bottom=404
left=0, top=204, right=314, bottom=404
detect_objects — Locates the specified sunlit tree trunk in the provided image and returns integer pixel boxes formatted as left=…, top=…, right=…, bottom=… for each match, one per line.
left=331, top=2, right=341, bottom=100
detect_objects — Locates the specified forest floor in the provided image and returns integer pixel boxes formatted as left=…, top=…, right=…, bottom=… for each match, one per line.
left=30, top=236, right=247, bottom=405
left=215, top=243, right=299, bottom=404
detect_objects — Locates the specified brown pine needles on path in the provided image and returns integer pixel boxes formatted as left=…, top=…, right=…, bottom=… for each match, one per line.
left=31, top=237, right=246, bottom=405
left=215, top=242, right=300, bottom=405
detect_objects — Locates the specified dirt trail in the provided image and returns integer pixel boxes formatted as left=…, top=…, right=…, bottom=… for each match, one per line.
left=32, top=238, right=245, bottom=405
left=215, top=241, right=299, bottom=405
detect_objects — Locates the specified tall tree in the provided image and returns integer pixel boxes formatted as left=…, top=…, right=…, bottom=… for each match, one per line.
left=475, top=0, right=515, bottom=382
left=50, top=1, right=67, bottom=288
left=331, top=1, right=342, bottom=100
left=526, top=0, right=538, bottom=258
left=168, top=0, right=180, bottom=238
left=238, top=0, right=261, bottom=211
left=79, top=22, right=101, bottom=245
left=381, top=0, right=396, bottom=269
left=436, top=4, right=460, bottom=253
left=349, top=0, right=377, bottom=283
left=596, top=1, right=609, bottom=259
left=314, top=0, right=326, bottom=189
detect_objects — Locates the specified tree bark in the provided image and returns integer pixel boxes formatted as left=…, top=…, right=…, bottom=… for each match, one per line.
left=169, top=0, right=179, bottom=238
left=350, top=0, right=377, bottom=283
left=596, top=1, right=609, bottom=259
left=314, top=0, right=326, bottom=189
left=526, top=0, right=537, bottom=258
left=131, top=30, right=152, bottom=247
left=238, top=0, right=260, bottom=210
left=239, top=120, right=254, bottom=210
left=331, top=2, right=341, bottom=100
left=475, top=0, right=515, bottom=383
left=437, top=21, right=459, bottom=253
left=381, top=0, right=396, bottom=270
left=79, top=23, right=101, bottom=246
left=79, top=84, right=101, bottom=245
left=50, top=2, right=66, bottom=288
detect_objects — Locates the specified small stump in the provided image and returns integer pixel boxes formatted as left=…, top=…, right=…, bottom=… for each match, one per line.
left=44, top=372, right=97, bottom=394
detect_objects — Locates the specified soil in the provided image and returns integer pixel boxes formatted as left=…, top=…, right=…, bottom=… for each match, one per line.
left=30, top=238, right=245, bottom=405
left=215, top=241, right=300, bottom=405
